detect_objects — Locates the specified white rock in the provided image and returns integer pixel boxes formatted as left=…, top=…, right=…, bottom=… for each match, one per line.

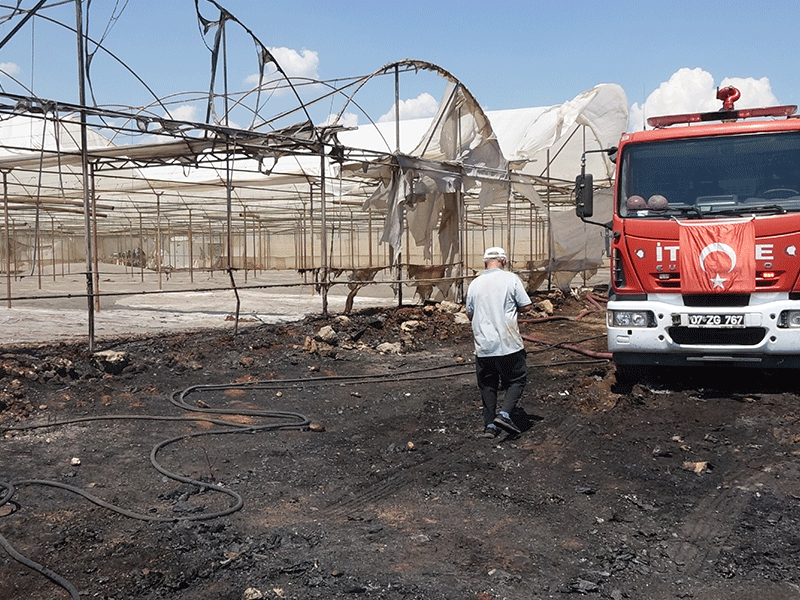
left=535, top=299, right=554, bottom=315
left=376, top=342, right=403, bottom=355
left=92, top=350, right=130, bottom=374
left=400, top=320, right=421, bottom=332
left=316, top=325, right=339, bottom=344
left=453, top=313, right=470, bottom=325
left=438, top=301, right=461, bottom=313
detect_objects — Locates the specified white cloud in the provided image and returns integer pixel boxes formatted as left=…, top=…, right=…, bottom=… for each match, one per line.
left=165, top=104, right=199, bottom=122
left=245, top=47, right=319, bottom=89
left=144, top=104, right=202, bottom=143
left=321, top=112, right=359, bottom=129
left=629, top=68, right=780, bottom=131
left=150, top=103, right=239, bottom=142
left=378, top=92, right=439, bottom=122
left=719, top=75, right=778, bottom=108
left=162, top=103, right=244, bottom=130
left=0, top=62, right=20, bottom=77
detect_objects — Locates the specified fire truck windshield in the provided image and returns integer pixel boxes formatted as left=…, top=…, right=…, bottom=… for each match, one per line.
left=619, top=132, right=800, bottom=219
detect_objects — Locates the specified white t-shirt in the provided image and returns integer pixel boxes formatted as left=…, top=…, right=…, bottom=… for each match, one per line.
left=465, top=268, right=532, bottom=357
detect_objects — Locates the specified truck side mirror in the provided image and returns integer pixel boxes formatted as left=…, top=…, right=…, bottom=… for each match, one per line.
left=575, top=173, right=594, bottom=218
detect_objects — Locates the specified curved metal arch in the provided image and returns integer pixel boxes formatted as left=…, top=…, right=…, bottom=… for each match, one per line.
left=334, top=58, right=495, bottom=141
left=194, top=0, right=320, bottom=144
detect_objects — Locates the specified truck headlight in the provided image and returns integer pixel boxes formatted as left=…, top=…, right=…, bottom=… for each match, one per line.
left=778, top=310, right=800, bottom=328
left=608, top=310, right=652, bottom=328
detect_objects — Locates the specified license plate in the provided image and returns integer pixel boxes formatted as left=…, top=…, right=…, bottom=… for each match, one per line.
left=681, top=313, right=745, bottom=328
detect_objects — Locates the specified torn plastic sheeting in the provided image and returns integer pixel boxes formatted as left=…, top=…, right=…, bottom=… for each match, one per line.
left=410, top=82, right=503, bottom=166
left=362, top=155, right=466, bottom=259
left=490, top=83, right=628, bottom=182
left=511, top=179, right=545, bottom=211
left=546, top=189, right=613, bottom=290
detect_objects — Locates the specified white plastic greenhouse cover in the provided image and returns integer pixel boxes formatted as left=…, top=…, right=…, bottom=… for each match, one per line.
left=0, top=83, right=628, bottom=286
left=346, top=82, right=628, bottom=274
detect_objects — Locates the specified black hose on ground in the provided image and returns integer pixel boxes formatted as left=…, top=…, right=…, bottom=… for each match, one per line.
left=0, top=351, right=607, bottom=597
left=0, top=383, right=310, bottom=599
left=0, top=480, right=80, bottom=599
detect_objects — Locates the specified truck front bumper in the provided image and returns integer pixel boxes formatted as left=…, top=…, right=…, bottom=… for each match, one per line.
left=607, top=293, right=800, bottom=368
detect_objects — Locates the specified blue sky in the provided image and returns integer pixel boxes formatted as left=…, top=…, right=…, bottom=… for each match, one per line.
left=0, top=0, right=798, bottom=132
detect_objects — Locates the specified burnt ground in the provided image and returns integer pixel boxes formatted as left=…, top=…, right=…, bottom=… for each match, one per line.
left=2, top=291, right=800, bottom=600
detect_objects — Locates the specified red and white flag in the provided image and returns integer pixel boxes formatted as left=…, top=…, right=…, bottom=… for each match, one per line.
left=678, top=218, right=756, bottom=293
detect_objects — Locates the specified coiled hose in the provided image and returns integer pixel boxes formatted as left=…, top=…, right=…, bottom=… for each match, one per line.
left=0, top=380, right=310, bottom=599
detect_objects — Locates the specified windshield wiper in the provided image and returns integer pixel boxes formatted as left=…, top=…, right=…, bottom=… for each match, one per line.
left=657, top=206, right=703, bottom=218
left=626, top=206, right=703, bottom=219
left=703, top=204, right=787, bottom=216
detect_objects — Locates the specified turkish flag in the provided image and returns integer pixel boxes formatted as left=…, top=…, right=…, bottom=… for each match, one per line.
left=679, top=218, right=756, bottom=293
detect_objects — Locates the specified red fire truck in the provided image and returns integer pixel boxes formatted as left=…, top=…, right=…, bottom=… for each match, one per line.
left=576, top=87, right=800, bottom=375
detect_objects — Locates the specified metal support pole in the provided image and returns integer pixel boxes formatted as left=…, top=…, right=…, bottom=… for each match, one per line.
left=91, top=164, right=100, bottom=311
left=75, top=0, right=94, bottom=351
left=266, top=230, right=270, bottom=270
left=156, top=192, right=163, bottom=290
left=350, top=211, right=355, bottom=268
left=309, top=186, right=315, bottom=269
left=36, top=217, right=42, bottom=289
left=50, top=215, right=56, bottom=282
left=138, top=211, right=144, bottom=282
left=166, top=218, right=172, bottom=280
left=394, top=65, right=403, bottom=307
left=208, top=220, right=214, bottom=276
left=11, top=219, right=17, bottom=277
left=546, top=148, right=553, bottom=291
left=368, top=207, right=373, bottom=267
left=252, top=211, right=257, bottom=273
left=226, top=158, right=233, bottom=272
left=243, top=205, right=248, bottom=283
left=458, top=190, right=465, bottom=303
left=189, top=208, right=194, bottom=283
left=529, top=203, right=533, bottom=264
left=3, top=171, right=11, bottom=308
left=320, top=152, right=329, bottom=316
left=60, top=226, right=65, bottom=277
left=506, top=195, right=512, bottom=263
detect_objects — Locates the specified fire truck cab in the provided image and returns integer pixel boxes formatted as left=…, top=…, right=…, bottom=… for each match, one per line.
left=576, top=87, right=800, bottom=372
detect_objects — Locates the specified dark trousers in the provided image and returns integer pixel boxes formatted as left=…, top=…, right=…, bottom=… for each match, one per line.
left=476, top=349, right=527, bottom=426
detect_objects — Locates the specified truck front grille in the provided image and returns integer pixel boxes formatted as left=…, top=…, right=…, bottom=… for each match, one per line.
left=682, top=294, right=751, bottom=307
left=667, top=327, right=766, bottom=346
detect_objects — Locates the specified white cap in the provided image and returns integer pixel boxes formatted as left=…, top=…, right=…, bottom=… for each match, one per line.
left=483, top=247, right=507, bottom=261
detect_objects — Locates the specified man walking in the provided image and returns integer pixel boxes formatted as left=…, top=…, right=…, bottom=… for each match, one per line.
left=465, top=247, right=532, bottom=437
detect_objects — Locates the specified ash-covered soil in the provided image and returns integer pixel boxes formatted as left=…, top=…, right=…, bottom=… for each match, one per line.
left=2, top=291, right=800, bottom=600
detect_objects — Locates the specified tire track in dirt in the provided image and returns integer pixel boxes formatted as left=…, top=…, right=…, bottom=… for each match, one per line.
left=322, top=410, right=609, bottom=519
left=323, top=424, right=539, bottom=519
left=521, top=407, right=769, bottom=579
left=520, top=412, right=588, bottom=467
left=323, top=452, right=442, bottom=518
left=665, top=471, right=768, bottom=576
